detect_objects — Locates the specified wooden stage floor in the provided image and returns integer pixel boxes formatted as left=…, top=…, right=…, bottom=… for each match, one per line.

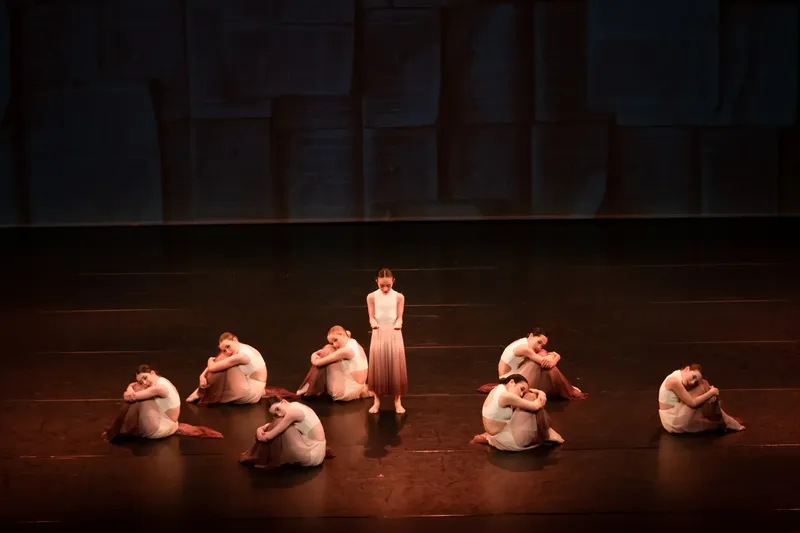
left=2, top=218, right=800, bottom=532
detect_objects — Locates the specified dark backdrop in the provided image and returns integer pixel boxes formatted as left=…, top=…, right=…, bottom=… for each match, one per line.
left=0, top=0, right=798, bottom=227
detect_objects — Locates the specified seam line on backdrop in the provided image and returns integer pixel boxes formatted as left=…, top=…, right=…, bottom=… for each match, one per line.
left=649, top=299, right=790, bottom=304
left=567, top=262, right=791, bottom=269
left=68, top=266, right=500, bottom=276
left=37, top=304, right=498, bottom=313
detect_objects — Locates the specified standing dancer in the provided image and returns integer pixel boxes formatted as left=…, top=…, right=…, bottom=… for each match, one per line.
left=366, top=268, right=408, bottom=414
left=471, top=374, right=564, bottom=451
left=478, top=329, right=587, bottom=400
left=296, top=325, right=371, bottom=401
left=659, top=364, right=744, bottom=434
left=104, top=365, right=222, bottom=442
left=186, top=332, right=269, bottom=406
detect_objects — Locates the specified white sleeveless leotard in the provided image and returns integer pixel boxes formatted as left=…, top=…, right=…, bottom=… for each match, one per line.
left=482, top=385, right=514, bottom=422
left=153, top=376, right=180, bottom=413
left=658, top=370, right=682, bottom=405
left=293, top=402, right=323, bottom=436
left=372, top=289, right=398, bottom=325
left=500, top=338, right=528, bottom=375
left=238, top=343, right=266, bottom=376
left=341, top=338, right=368, bottom=374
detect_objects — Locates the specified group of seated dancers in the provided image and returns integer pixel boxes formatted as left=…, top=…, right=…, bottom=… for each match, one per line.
left=104, top=328, right=746, bottom=468
left=103, top=268, right=745, bottom=471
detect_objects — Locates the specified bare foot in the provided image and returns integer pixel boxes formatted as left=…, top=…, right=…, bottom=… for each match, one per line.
left=186, top=390, right=200, bottom=403
left=394, top=404, right=406, bottom=414
left=369, top=398, right=380, bottom=414
left=547, top=428, right=565, bottom=444
left=296, top=383, right=309, bottom=396
left=470, top=433, right=488, bottom=445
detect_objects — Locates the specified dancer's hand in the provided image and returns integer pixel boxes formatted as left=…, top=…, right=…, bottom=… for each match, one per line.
left=207, top=357, right=216, bottom=367
left=394, top=320, right=403, bottom=330
left=256, top=427, right=268, bottom=442
left=709, top=387, right=720, bottom=397
left=199, top=376, right=208, bottom=389
left=540, top=357, right=552, bottom=369
left=310, top=352, right=319, bottom=365
left=370, top=319, right=379, bottom=329
left=123, top=390, right=136, bottom=402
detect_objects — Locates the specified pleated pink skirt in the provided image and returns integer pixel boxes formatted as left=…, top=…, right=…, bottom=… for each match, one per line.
left=367, top=325, right=408, bottom=396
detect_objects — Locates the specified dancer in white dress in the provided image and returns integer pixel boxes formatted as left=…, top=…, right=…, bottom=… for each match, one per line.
left=479, top=328, right=587, bottom=400
left=296, top=326, right=371, bottom=401
left=366, top=268, right=408, bottom=414
left=471, top=374, right=564, bottom=451
left=658, top=364, right=744, bottom=434
left=186, top=332, right=268, bottom=405
left=239, top=397, right=332, bottom=468
left=104, top=365, right=222, bottom=442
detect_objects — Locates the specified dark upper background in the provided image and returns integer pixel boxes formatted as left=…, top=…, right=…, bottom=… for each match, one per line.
left=0, top=0, right=798, bottom=227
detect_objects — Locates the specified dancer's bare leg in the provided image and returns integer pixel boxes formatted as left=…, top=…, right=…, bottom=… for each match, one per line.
left=470, top=433, right=489, bottom=445
left=547, top=427, right=565, bottom=443
left=369, top=393, right=380, bottom=414
left=721, top=410, right=745, bottom=431
left=394, top=395, right=405, bottom=414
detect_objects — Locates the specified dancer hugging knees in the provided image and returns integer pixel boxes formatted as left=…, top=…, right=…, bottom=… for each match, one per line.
left=366, top=268, right=408, bottom=414
left=239, top=396, right=333, bottom=469
left=104, top=365, right=222, bottom=442
left=472, top=374, right=564, bottom=451
left=479, top=328, right=587, bottom=400
left=658, top=364, right=744, bottom=434
left=186, top=332, right=268, bottom=406
left=296, top=325, right=371, bottom=401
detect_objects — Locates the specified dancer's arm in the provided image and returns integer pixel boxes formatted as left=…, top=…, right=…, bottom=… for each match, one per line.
left=666, top=377, right=718, bottom=408
left=394, top=292, right=405, bottom=329
left=206, top=353, right=248, bottom=373
left=513, top=345, right=547, bottom=366
left=500, top=390, right=547, bottom=412
left=200, top=352, right=224, bottom=379
left=257, top=410, right=301, bottom=442
left=367, top=293, right=378, bottom=329
left=314, top=346, right=355, bottom=367
left=541, top=350, right=561, bottom=368
left=310, top=344, right=335, bottom=364
left=128, top=383, right=169, bottom=402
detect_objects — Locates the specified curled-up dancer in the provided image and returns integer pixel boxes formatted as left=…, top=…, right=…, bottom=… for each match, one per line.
left=186, top=332, right=271, bottom=405
left=239, top=396, right=334, bottom=469
left=478, top=328, right=587, bottom=400
left=659, top=364, right=744, bottom=434
left=471, top=374, right=564, bottom=451
left=367, top=267, right=408, bottom=414
left=104, top=365, right=222, bottom=442
left=296, top=325, right=371, bottom=401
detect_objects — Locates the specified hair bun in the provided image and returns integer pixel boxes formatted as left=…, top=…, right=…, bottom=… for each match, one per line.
left=346, top=330, right=351, bottom=337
